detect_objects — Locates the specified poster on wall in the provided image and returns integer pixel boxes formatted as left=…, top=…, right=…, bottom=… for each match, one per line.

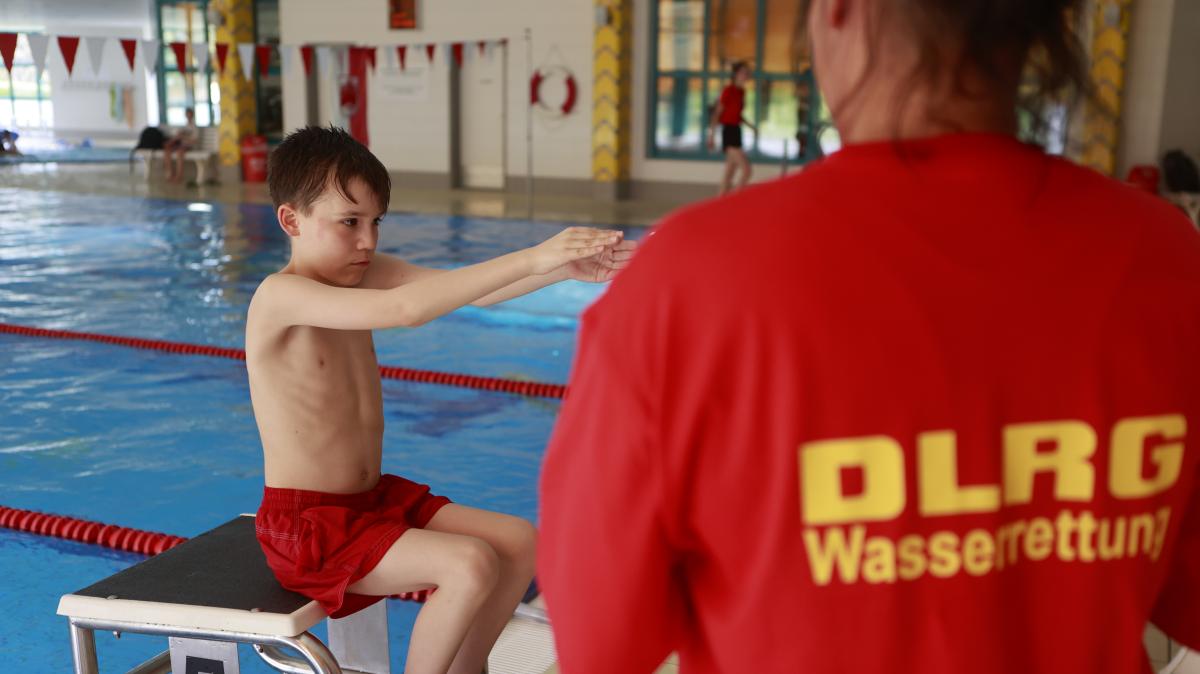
left=389, top=0, right=417, bottom=29
left=377, top=66, right=430, bottom=104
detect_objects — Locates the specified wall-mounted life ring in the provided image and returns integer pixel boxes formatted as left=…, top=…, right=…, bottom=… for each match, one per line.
left=530, top=66, right=577, bottom=117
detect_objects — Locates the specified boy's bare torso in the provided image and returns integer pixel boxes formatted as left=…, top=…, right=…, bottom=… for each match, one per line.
left=245, top=216, right=628, bottom=496
left=247, top=275, right=387, bottom=494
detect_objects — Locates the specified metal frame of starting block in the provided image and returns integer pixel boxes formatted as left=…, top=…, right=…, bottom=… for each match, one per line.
left=57, top=516, right=392, bottom=674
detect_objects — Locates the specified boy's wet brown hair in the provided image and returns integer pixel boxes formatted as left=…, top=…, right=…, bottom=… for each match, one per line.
left=799, top=0, right=1090, bottom=121
left=268, top=125, right=391, bottom=215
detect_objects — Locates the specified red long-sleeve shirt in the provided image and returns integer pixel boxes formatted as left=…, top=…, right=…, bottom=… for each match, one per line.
left=539, top=133, right=1200, bottom=674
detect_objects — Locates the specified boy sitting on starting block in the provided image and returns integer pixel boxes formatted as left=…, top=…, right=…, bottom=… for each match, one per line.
left=245, top=125, right=635, bottom=674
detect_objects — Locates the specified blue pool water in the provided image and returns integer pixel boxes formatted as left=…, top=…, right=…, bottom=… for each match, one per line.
left=0, top=188, right=638, bottom=671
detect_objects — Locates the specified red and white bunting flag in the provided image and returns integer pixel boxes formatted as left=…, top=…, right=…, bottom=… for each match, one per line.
left=279, top=44, right=294, bottom=77
left=396, top=44, right=407, bottom=71
left=57, top=36, right=81, bottom=76
left=255, top=44, right=272, bottom=77
left=478, top=41, right=487, bottom=58
left=84, top=36, right=107, bottom=77
left=316, top=46, right=334, bottom=76
left=193, top=42, right=209, bottom=74
left=169, top=41, right=188, bottom=74
left=0, top=33, right=16, bottom=74
left=237, top=43, right=255, bottom=81
left=451, top=42, right=464, bottom=68
left=27, top=34, right=51, bottom=79
left=141, top=39, right=159, bottom=74
left=215, top=42, right=229, bottom=74
left=364, top=46, right=377, bottom=72
left=300, top=45, right=314, bottom=76
left=425, top=43, right=436, bottom=65
left=119, top=38, right=137, bottom=72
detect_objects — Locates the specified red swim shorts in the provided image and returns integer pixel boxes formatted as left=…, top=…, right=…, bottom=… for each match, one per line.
left=255, top=474, right=452, bottom=618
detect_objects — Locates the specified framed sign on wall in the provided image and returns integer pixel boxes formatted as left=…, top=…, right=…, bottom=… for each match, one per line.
left=389, top=0, right=417, bottom=29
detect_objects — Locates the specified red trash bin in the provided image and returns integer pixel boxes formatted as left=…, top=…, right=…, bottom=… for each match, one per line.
left=241, top=135, right=268, bottom=183
left=1126, top=164, right=1160, bottom=194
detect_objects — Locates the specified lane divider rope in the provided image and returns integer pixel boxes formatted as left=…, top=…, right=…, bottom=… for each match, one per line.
left=0, top=322, right=567, bottom=400
left=0, top=504, right=431, bottom=602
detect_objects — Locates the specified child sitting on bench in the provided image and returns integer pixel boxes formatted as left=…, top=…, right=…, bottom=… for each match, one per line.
left=246, top=125, right=634, bottom=674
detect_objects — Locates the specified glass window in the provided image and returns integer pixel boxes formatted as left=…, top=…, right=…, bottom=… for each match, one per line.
left=651, top=0, right=820, bottom=163
left=1, top=35, right=53, bottom=130
left=157, top=0, right=216, bottom=127
left=706, top=0, right=757, bottom=71
left=655, top=76, right=705, bottom=152
left=658, top=1, right=705, bottom=72
left=762, top=0, right=806, bottom=73
left=254, top=0, right=283, bottom=140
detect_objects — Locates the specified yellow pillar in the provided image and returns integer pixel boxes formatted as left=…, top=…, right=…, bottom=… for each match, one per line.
left=592, top=0, right=633, bottom=199
left=1079, top=0, right=1133, bottom=176
left=216, top=0, right=257, bottom=167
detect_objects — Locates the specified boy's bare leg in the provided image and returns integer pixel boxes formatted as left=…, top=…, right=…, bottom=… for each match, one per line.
left=720, top=153, right=737, bottom=196
left=347, top=528, right=501, bottom=674
left=734, top=149, right=752, bottom=191
left=425, top=505, right=537, bottom=674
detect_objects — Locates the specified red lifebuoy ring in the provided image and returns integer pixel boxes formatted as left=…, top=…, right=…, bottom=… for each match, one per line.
left=530, top=67, right=577, bottom=116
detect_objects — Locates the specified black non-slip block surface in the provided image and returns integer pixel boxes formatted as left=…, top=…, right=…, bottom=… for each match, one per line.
left=72, top=516, right=309, bottom=615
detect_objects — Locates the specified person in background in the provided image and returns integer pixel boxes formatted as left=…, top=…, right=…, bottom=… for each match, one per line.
left=707, top=61, right=756, bottom=195
left=163, top=107, right=197, bottom=183
left=539, top=0, right=1200, bottom=672
left=0, top=128, right=21, bottom=155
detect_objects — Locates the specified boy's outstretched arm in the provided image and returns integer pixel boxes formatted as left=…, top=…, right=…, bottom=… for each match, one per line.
left=363, top=237, right=639, bottom=306
left=252, top=227, right=620, bottom=331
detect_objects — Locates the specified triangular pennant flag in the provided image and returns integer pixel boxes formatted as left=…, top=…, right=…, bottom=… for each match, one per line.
left=141, top=39, right=159, bottom=74
left=0, top=33, right=15, bottom=74
left=396, top=45, right=407, bottom=71
left=451, top=42, right=464, bottom=68
left=256, top=44, right=272, bottom=77
left=215, top=42, right=229, bottom=74
left=169, top=41, right=188, bottom=74
left=84, top=36, right=107, bottom=77
left=300, top=45, right=313, bottom=76
left=364, top=46, right=376, bottom=72
left=27, top=34, right=51, bottom=79
left=425, top=43, right=436, bottom=64
left=279, top=44, right=294, bottom=77
left=478, top=41, right=487, bottom=58
left=57, top=36, right=81, bottom=76
left=193, top=42, right=209, bottom=75
left=119, top=38, right=137, bottom=72
left=316, top=46, right=333, bottom=76
left=237, top=43, right=254, bottom=81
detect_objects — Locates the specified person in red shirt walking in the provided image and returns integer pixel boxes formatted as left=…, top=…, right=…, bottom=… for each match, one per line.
left=539, top=0, right=1200, bottom=673
left=707, top=61, right=757, bottom=195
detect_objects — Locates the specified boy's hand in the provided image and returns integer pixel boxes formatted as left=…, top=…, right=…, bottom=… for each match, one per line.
left=528, top=227, right=622, bottom=275
left=565, top=239, right=638, bottom=283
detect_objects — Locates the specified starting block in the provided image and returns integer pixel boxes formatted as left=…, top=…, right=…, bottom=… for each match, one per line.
left=57, top=515, right=392, bottom=674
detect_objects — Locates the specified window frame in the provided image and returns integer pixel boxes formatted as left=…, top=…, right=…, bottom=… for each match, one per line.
left=647, top=0, right=822, bottom=164
left=1, top=36, right=53, bottom=129
left=155, top=0, right=216, bottom=128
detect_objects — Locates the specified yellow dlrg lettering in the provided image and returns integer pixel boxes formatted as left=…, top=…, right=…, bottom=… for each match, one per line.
left=1004, top=421, right=1096, bottom=505
left=918, top=430, right=1000, bottom=516
left=1110, top=415, right=1185, bottom=499
left=800, top=436, right=905, bottom=526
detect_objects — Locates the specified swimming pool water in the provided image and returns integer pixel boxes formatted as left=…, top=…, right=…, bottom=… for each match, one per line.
left=0, top=188, right=639, bottom=671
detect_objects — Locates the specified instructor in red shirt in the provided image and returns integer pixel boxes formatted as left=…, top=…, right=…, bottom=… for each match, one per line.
left=539, top=0, right=1200, bottom=673
left=707, top=61, right=757, bottom=196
